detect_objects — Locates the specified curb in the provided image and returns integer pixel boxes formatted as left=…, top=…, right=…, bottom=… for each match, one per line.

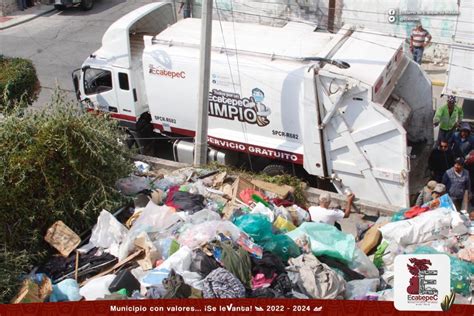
left=0, top=7, right=55, bottom=30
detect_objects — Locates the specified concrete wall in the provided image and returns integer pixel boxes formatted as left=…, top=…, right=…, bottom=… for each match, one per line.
left=191, top=0, right=466, bottom=60
left=1, top=0, right=18, bottom=16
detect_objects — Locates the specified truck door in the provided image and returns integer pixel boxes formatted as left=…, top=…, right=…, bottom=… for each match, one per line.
left=114, top=70, right=137, bottom=118
left=83, top=66, right=117, bottom=112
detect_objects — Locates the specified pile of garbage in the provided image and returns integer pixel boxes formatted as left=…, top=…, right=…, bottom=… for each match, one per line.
left=11, top=161, right=473, bottom=303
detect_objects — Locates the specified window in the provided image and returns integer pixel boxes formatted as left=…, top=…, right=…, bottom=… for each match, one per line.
left=118, top=72, right=130, bottom=90
left=84, top=68, right=112, bottom=95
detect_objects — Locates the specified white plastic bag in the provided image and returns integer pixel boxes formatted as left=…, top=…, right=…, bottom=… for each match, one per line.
left=134, top=161, right=151, bottom=174
left=251, top=203, right=275, bottom=223
left=344, top=278, right=380, bottom=300
left=79, top=275, right=116, bottom=300
left=118, top=202, right=182, bottom=260
left=188, top=209, right=221, bottom=225
left=177, top=220, right=241, bottom=249
left=156, top=246, right=192, bottom=274
left=379, top=208, right=452, bottom=246
left=89, top=210, right=128, bottom=257
left=347, top=248, right=379, bottom=278
left=451, top=211, right=469, bottom=235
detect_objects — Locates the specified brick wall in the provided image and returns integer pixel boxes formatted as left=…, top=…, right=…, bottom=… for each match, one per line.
left=0, top=0, right=18, bottom=16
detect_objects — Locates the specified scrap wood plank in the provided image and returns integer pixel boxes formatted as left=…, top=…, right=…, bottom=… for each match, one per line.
left=250, top=179, right=295, bottom=198
left=80, top=250, right=143, bottom=286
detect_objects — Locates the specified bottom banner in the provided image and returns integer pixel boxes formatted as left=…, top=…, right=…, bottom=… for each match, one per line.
left=0, top=299, right=472, bottom=315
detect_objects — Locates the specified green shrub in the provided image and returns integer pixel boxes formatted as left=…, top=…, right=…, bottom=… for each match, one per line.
left=0, top=55, right=39, bottom=113
left=0, top=90, right=133, bottom=303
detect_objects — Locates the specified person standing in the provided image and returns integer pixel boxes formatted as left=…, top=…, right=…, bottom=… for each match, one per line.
left=309, top=192, right=355, bottom=230
left=415, top=180, right=437, bottom=206
left=17, top=0, right=27, bottom=10
left=428, top=139, right=456, bottom=182
left=452, top=122, right=474, bottom=158
left=433, top=96, right=463, bottom=144
left=442, top=157, right=471, bottom=211
left=410, top=22, right=432, bottom=65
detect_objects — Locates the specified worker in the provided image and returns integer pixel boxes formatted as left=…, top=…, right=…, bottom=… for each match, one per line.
left=425, top=183, right=447, bottom=209
left=428, top=139, right=456, bottom=182
left=309, top=192, right=355, bottom=230
left=442, top=157, right=471, bottom=211
left=415, top=180, right=437, bottom=206
left=452, top=122, right=474, bottom=158
left=433, top=95, right=463, bottom=144
left=410, top=22, right=431, bottom=65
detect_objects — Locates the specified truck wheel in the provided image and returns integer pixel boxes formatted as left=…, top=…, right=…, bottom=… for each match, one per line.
left=262, top=164, right=287, bottom=176
left=54, top=4, right=65, bottom=10
left=80, top=0, right=94, bottom=10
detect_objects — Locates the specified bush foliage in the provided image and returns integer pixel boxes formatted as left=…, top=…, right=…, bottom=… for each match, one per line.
left=0, top=90, right=133, bottom=303
left=0, top=55, right=39, bottom=113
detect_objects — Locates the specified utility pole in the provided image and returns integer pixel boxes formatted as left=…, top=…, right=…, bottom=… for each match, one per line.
left=194, top=0, right=213, bottom=166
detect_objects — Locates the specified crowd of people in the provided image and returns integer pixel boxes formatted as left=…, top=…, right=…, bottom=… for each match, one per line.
left=426, top=95, right=472, bottom=211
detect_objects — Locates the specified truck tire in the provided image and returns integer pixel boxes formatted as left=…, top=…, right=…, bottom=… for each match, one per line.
left=262, top=164, right=287, bottom=176
left=80, top=0, right=94, bottom=10
left=54, top=4, right=65, bottom=10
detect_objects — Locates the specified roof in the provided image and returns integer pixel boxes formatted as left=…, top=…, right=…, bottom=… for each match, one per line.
left=154, top=18, right=335, bottom=59
left=322, top=30, right=404, bottom=86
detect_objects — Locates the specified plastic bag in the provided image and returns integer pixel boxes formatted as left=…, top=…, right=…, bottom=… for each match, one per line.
left=251, top=203, right=275, bottom=223
left=239, top=189, right=266, bottom=205
left=89, top=210, right=128, bottom=258
left=287, top=205, right=310, bottom=226
left=134, top=161, right=150, bottom=174
left=142, top=268, right=170, bottom=287
left=153, top=237, right=180, bottom=260
left=380, top=208, right=452, bottom=246
left=49, top=279, right=81, bottom=302
left=286, top=222, right=355, bottom=262
left=155, top=246, right=192, bottom=274
left=273, top=216, right=296, bottom=233
left=260, top=234, right=300, bottom=262
left=188, top=209, right=221, bottom=225
left=413, top=246, right=474, bottom=296
left=178, top=220, right=242, bottom=249
left=116, top=175, right=152, bottom=195
left=344, top=278, right=380, bottom=300
left=118, top=202, right=182, bottom=260
left=347, top=248, right=379, bottom=278
left=391, top=208, right=409, bottom=222
left=152, top=174, right=186, bottom=191
left=79, top=275, right=116, bottom=301
left=233, top=213, right=273, bottom=243
left=451, top=211, right=469, bottom=235
left=274, top=206, right=292, bottom=222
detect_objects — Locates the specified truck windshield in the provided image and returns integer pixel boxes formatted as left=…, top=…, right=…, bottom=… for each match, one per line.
left=84, top=68, right=113, bottom=95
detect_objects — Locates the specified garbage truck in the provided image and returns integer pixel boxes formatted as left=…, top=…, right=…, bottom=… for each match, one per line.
left=72, top=2, right=434, bottom=208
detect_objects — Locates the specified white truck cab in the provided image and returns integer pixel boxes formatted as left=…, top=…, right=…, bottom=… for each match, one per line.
left=74, top=3, right=434, bottom=208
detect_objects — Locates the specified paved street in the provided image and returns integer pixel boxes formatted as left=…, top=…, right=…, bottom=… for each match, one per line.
left=0, top=0, right=156, bottom=106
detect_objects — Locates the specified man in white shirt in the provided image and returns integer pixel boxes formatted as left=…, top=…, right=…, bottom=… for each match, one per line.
left=308, top=192, right=355, bottom=229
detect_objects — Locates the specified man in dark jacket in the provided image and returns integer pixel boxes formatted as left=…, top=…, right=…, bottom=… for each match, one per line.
left=428, top=139, right=456, bottom=182
left=442, top=157, right=471, bottom=211
left=452, top=122, right=474, bottom=158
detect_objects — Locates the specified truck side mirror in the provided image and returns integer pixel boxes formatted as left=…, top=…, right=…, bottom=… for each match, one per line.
left=82, top=65, right=91, bottom=72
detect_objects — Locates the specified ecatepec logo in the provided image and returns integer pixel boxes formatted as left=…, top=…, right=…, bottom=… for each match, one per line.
left=208, top=88, right=271, bottom=127
left=148, top=64, right=186, bottom=79
left=394, top=254, right=451, bottom=311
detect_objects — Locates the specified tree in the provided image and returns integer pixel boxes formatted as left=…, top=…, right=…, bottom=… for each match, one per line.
left=0, top=90, right=133, bottom=303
